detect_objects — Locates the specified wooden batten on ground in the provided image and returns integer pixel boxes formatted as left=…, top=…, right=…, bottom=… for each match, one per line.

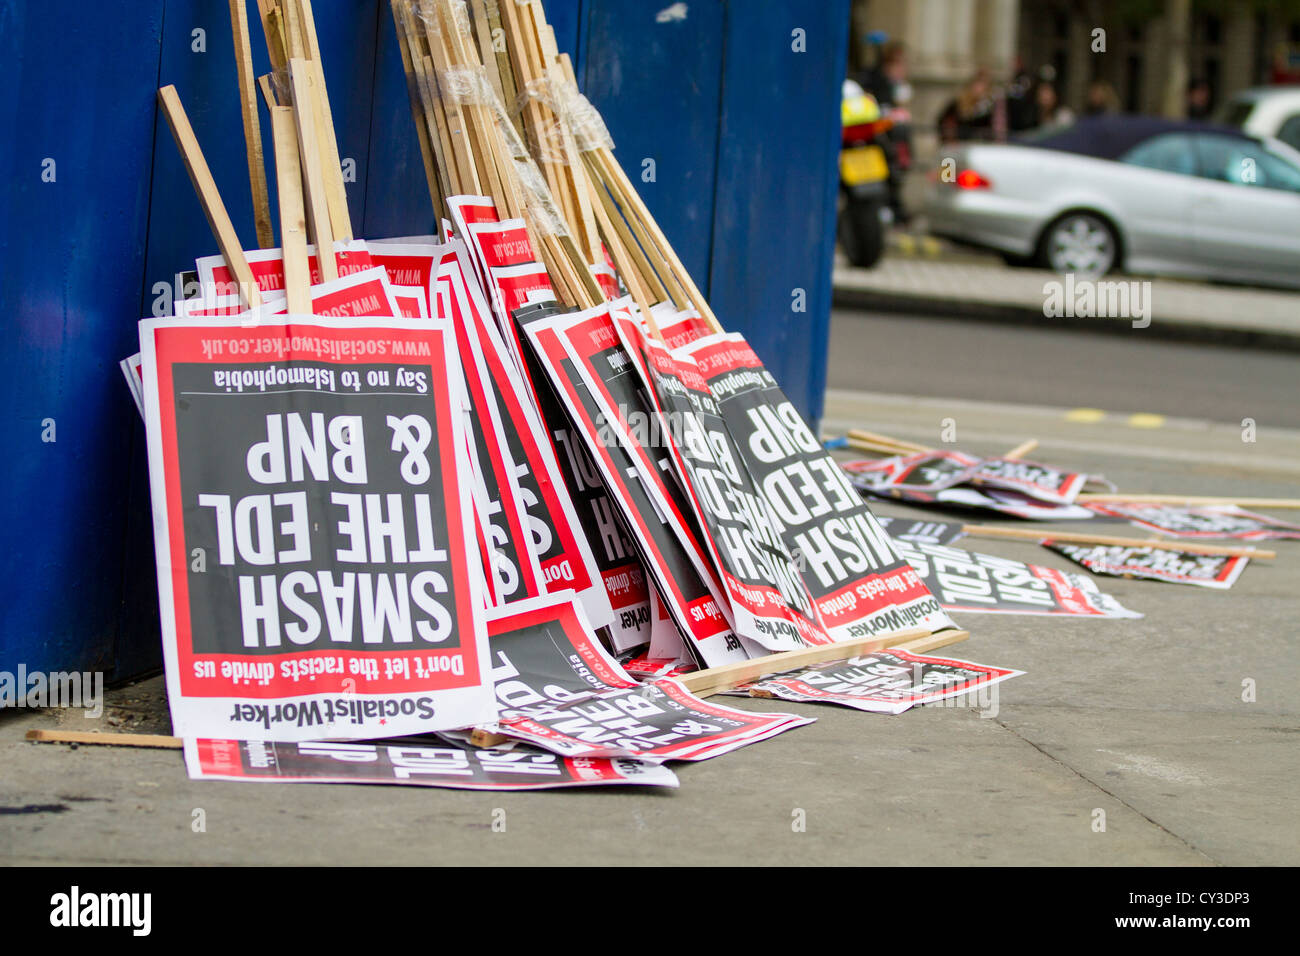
left=26, top=729, right=183, bottom=750
left=962, top=524, right=1274, bottom=559
left=678, top=628, right=970, bottom=698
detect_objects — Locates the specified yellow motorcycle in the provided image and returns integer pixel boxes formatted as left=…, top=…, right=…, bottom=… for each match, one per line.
left=838, top=80, right=892, bottom=268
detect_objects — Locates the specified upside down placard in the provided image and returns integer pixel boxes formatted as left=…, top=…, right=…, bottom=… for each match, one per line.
left=139, top=316, right=496, bottom=740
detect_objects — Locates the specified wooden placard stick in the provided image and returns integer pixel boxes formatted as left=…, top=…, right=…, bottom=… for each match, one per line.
left=516, top=9, right=578, bottom=235
left=583, top=153, right=686, bottom=307
left=389, top=0, right=445, bottom=219
left=415, top=53, right=464, bottom=195
left=281, top=0, right=305, bottom=59
left=294, top=0, right=354, bottom=241
left=590, top=146, right=723, bottom=333
left=499, top=0, right=567, bottom=214
left=422, top=12, right=481, bottom=198
left=553, top=55, right=601, bottom=263
left=1004, top=438, right=1039, bottom=460
left=433, top=0, right=506, bottom=208
left=847, top=428, right=930, bottom=454
left=556, top=231, right=607, bottom=305
left=257, top=0, right=289, bottom=73
left=533, top=27, right=589, bottom=251
left=288, top=58, right=337, bottom=281
left=26, top=729, right=182, bottom=750
left=961, top=523, right=1274, bottom=558
left=588, top=174, right=668, bottom=302
left=587, top=175, right=656, bottom=321
left=535, top=233, right=579, bottom=307
left=677, top=628, right=972, bottom=697
left=1076, top=493, right=1300, bottom=509
left=158, top=85, right=262, bottom=309
left=540, top=233, right=592, bottom=308
left=469, top=0, right=506, bottom=105
left=258, top=73, right=279, bottom=110
left=485, top=0, right=518, bottom=113
left=888, top=629, right=970, bottom=655
left=269, top=105, right=311, bottom=313
left=399, top=1, right=461, bottom=198
left=846, top=436, right=911, bottom=457
left=229, top=0, right=274, bottom=249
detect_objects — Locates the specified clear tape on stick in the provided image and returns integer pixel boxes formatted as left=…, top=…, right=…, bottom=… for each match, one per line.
left=549, top=66, right=614, bottom=153
left=439, top=64, right=495, bottom=108
left=444, top=60, right=569, bottom=239
left=510, top=76, right=570, bottom=166
left=511, top=64, right=614, bottom=154
left=415, top=0, right=473, bottom=39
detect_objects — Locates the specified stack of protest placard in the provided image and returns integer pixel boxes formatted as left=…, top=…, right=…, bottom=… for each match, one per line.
left=109, top=0, right=1022, bottom=792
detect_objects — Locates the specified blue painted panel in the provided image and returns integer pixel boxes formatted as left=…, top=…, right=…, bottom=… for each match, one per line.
left=364, top=1, right=439, bottom=238
left=0, top=1, right=165, bottom=676
left=545, top=0, right=582, bottom=65
left=580, top=0, right=725, bottom=285
left=706, top=0, right=848, bottom=425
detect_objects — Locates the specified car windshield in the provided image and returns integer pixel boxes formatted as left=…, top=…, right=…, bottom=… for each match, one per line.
left=1214, top=99, right=1256, bottom=128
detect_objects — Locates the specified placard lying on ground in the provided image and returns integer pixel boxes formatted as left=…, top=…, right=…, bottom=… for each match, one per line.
left=481, top=593, right=812, bottom=762
left=844, top=460, right=1097, bottom=521
left=139, top=316, right=496, bottom=740
left=682, top=334, right=956, bottom=642
left=1084, top=502, right=1300, bottom=540
left=183, top=737, right=677, bottom=789
left=969, top=457, right=1094, bottom=505
left=853, top=450, right=983, bottom=494
left=734, top=648, right=1022, bottom=715
left=875, top=515, right=967, bottom=547
left=1045, top=542, right=1249, bottom=589
left=892, top=539, right=1141, bottom=618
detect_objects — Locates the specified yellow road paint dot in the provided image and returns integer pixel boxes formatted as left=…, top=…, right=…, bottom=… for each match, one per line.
left=1128, top=413, right=1166, bottom=429
left=1064, top=408, right=1107, bottom=423
left=921, top=236, right=942, bottom=257
left=896, top=234, right=917, bottom=255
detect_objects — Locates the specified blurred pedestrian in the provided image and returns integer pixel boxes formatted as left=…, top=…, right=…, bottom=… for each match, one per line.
left=1083, top=79, right=1120, bottom=116
left=1032, top=80, right=1075, bottom=129
left=939, top=69, right=998, bottom=143
left=1186, top=76, right=1212, bottom=119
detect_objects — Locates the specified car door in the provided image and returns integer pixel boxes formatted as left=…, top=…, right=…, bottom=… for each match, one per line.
left=1113, top=133, right=1201, bottom=266
left=1189, top=133, right=1300, bottom=282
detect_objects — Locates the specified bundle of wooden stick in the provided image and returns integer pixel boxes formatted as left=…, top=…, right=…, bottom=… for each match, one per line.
left=159, top=0, right=356, bottom=314
left=388, top=0, right=721, bottom=336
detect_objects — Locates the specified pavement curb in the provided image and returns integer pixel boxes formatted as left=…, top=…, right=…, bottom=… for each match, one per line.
left=833, top=284, right=1300, bottom=353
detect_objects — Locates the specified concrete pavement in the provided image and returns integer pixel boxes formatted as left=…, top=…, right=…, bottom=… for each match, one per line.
left=834, top=253, right=1300, bottom=348
left=3, top=328, right=1298, bottom=866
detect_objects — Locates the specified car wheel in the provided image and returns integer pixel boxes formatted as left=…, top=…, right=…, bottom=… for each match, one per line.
left=1039, top=212, right=1117, bottom=277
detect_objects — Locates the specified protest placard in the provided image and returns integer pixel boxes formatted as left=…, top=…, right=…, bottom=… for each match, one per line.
left=139, top=315, right=496, bottom=739
left=735, top=647, right=1021, bottom=715
left=481, top=593, right=811, bottom=761
left=1046, top=542, right=1249, bottom=589
left=682, top=334, right=956, bottom=642
left=892, top=539, right=1141, bottom=618
left=183, top=736, right=678, bottom=789
left=1085, top=502, right=1300, bottom=540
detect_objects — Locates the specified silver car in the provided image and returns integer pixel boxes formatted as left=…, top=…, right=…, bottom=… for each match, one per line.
left=925, top=116, right=1300, bottom=287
